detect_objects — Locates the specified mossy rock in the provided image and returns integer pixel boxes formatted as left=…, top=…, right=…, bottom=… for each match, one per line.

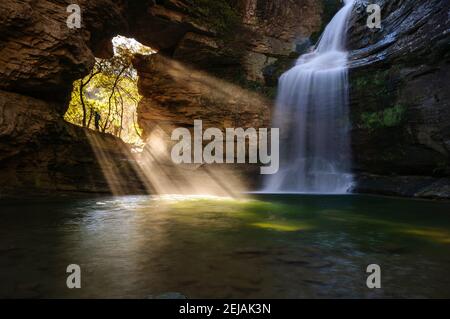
left=360, top=104, right=406, bottom=131
left=232, top=72, right=278, bottom=100
left=184, top=0, right=240, bottom=35
left=263, top=55, right=298, bottom=87
left=311, top=0, right=344, bottom=44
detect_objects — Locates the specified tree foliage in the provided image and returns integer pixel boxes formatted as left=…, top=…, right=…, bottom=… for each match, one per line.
left=65, top=36, right=153, bottom=144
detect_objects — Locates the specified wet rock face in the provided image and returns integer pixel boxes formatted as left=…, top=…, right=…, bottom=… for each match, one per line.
left=354, top=174, right=450, bottom=200
left=239, top=0, right=324, bottom=82
left=348, top=0, right=449, bottom=67
left=248, top=0, right=345, bottom=100
left=348, top=0, right=450, bottom=197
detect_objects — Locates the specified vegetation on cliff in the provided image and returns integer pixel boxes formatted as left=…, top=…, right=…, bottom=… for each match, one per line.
left=185, top=0, right=240, bottom=35
left=360, top=104, right=406, bottom=130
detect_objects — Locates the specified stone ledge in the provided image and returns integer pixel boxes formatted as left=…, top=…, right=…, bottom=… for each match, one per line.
left=354, top=174, right=450, bottom=200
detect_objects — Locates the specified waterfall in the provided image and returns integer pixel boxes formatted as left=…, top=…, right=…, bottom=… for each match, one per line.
left=265, top=0, right=355, bottom=194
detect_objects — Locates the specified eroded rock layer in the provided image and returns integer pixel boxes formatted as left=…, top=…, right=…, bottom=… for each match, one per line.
left=348, top=0, right=450, bottom=199
left=0, top=90, right=146, bottom=195
left=130, top=0, right=333, bottom=189
left=0, top=0, right=448, bottom=198
left=0, top=0, right=327, bottom=195
left=0, top=0, right=141, bottom=195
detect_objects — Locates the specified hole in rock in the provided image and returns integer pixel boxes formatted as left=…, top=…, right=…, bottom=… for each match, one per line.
left=64, top=35, right=155, bottom=147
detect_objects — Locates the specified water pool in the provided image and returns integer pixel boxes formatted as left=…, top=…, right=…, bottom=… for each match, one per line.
left=1, top=194, right=449, bottom=298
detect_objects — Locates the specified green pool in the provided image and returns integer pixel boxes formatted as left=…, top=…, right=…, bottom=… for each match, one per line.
left=1, top=194, right=449, bottom=298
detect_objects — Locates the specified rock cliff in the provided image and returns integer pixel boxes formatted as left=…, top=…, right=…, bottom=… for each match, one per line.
left=0, top=0, right=328, bottom=195
left=0, top=0, right=141, bottom=195
left=0, top=0, right=448, bottom=199
left=347, top=0, right=450, bottom=199
left=130, top=0, right=334, bottom=188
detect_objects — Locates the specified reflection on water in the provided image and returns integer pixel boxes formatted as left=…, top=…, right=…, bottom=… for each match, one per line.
left=1, top=194, right=450, bottom=298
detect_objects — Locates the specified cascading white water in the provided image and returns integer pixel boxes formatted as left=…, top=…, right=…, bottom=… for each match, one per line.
left=265, top=0, right=355, bottom=194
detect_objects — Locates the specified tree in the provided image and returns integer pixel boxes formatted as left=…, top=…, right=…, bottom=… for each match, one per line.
left=65, top=36, right=153, bottom=144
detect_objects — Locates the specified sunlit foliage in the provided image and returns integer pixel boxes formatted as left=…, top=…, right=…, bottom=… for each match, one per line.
left=65, top=36, right=154, bottom=144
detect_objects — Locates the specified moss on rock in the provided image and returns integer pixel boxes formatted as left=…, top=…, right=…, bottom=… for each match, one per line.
left=185, top=0, right=240, bottom=35
left=311, top=0, right=343, bottom=44
left=360, top=104, right=406, bottom=131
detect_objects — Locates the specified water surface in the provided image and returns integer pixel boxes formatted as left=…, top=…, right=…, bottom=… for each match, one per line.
left=1, top=194, right=450, bottom=298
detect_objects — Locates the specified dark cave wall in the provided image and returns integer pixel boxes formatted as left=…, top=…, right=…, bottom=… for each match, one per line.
left=0, top=0, right=328, bottom=195
left=347, top=0, right=450, bottom=198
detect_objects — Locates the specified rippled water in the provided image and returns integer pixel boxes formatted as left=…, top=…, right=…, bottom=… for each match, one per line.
left=1, top=194, right=450, bottom=298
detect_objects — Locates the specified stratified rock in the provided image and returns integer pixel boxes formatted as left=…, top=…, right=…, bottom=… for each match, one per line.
left=347, top=0, right=450, bottom=197
left=0, top=90, right=146, bottom=195
left=133, top=53, right=271, bottom=135
left=240, top=0, right=337, bottom=84
left=132, top=53, right=271, bottom=189
left=130, top=1, right=332, bottom=188
left=0, top=0, right=131, bottom=104
left=354, top=174, right=450, bottom=200
left=2, top=0, right=447, bottom=199
left=1, top=0, right=325, bottom=195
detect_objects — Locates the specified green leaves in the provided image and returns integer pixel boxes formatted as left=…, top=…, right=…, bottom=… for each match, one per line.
left=64, top=37, right=151, bottom=144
